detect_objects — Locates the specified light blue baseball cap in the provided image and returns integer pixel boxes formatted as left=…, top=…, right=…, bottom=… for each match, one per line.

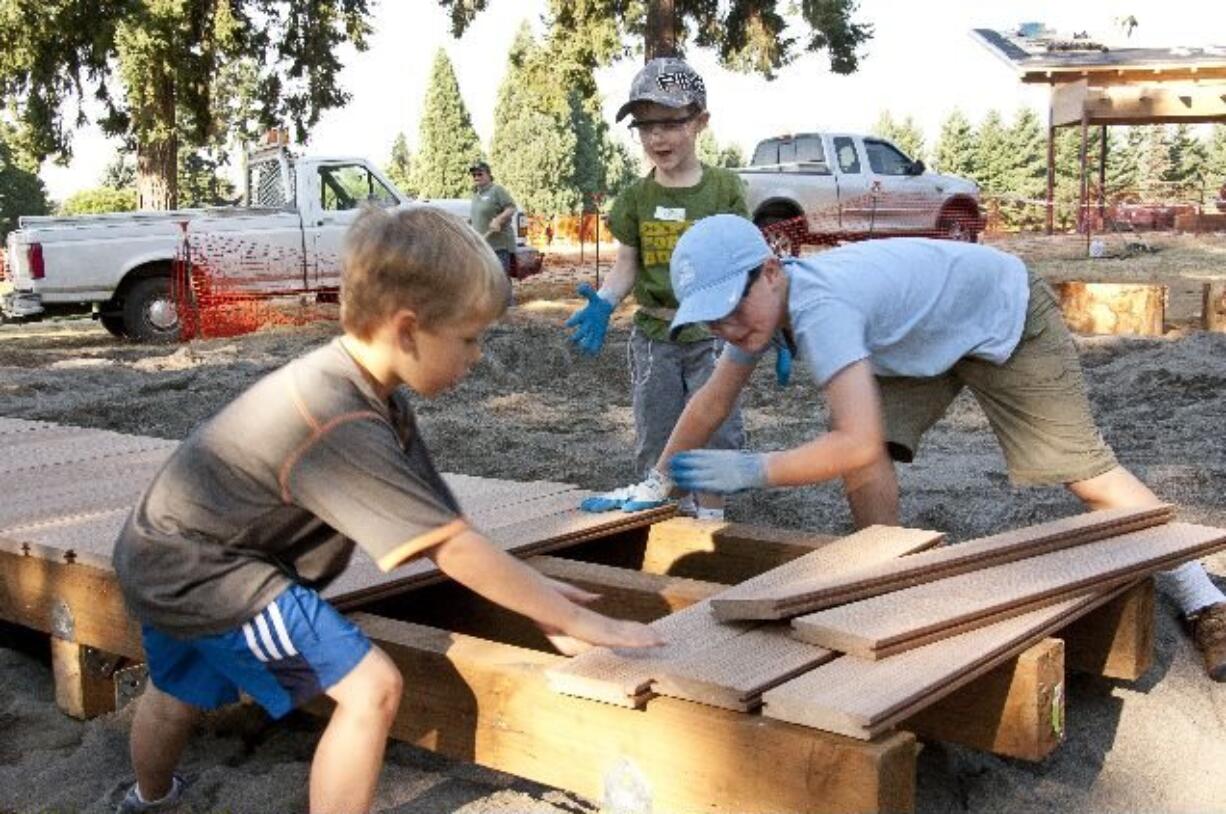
left=669, top=214, right=773, bottom=337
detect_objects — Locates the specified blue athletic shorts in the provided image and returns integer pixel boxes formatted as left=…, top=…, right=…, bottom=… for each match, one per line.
left=140, top=584, right=372, bottom=719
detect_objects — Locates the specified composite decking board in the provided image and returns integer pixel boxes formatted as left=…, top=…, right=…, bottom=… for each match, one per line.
left=763, top=586, right=1128, bottom=740
left=711, top=504, right=1176, bottom=621
left=0, top=434, right=177, bottom=475
left=547, top=525, right=943, bottom=707
left=791, top=522, right=1226, bottom=659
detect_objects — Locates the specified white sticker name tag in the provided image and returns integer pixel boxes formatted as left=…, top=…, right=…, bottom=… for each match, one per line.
left=654, top=206, right=686, bottom=221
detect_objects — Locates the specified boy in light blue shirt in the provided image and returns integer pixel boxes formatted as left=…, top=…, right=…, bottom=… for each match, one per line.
left=648, top=213, right=1226, bottom=682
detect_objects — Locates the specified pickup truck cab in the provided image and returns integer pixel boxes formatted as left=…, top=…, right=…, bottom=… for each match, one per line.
left=2, top=146, right=541, bottom=341
left=738, top=132, right=982, bottom=251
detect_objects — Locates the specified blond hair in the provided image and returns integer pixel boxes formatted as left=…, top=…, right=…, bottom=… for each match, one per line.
left=340, top=206, right=509, bottom=338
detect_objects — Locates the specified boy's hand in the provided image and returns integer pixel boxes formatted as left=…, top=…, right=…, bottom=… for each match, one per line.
left=563, top=611, right=665, bottom=651
left=564, top=283, right=614, bottom=355
left=670, top=450, right=769, bottom=494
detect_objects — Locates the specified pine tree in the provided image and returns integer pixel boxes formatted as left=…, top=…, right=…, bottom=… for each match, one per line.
left=1052, top=125, right=1109, bottom=230
left=1136, top=126, right=1172, bottom=200
left=933, top=110, right=976, bottom=178
left=411, top=50, right=483, bottom=199
left=385, top=133, right=416, bottom=197
left=1206, top=125, right=1226, bottom=187
left=1107, top=126, right=1143, bottom=198
left=1165, top=124, right=1208, bottom=198
left=972, top=111, right=1010, bottom=195
left=1003, top=108, right=1047, bottom=228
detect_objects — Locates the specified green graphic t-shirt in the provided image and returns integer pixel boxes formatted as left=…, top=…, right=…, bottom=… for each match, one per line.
left=608, top=165, right=750, bottom=342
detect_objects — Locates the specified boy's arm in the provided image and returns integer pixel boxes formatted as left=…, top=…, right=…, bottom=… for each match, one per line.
left=764, top=359, right=886, bottom=486
left=598, top=243, right=639, bottom=302
left=564, top=243, right=638, bottom=355
left=657, top=350, right=755, bottom=466
left=427, top=527, right=664, bottom=650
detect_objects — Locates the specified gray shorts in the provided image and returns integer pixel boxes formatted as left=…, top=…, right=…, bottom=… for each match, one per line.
left=629, top=327, right=745, bottom=477
left=878, top=272, right=1118, bottom=486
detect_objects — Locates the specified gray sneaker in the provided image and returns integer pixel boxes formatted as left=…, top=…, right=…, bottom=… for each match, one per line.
left=116, top=774, right=187, bottom=813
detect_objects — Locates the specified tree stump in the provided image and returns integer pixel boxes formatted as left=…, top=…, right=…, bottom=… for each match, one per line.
left=1203, top=282, right=1226, bottom=332
left=1055, top=282, right=1166, bottom=336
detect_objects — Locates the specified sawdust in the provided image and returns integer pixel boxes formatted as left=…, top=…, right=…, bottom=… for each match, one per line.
left=0, top=232, right=1224, bottom=813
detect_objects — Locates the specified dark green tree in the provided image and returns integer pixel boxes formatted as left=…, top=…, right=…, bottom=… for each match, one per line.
left=872, top=111, right=925, bottom=162
left=1106, top=126, right=1143, bottom=197
left=177, top=149, right=236, bottom=207
left=438, top=0, right=873, bottom=77
left=385, top=133, right=416, bottom=197
left=0, top=126, right=51, bottom=239
left=1136, top=125, right=1172, bottom=200
left=1165, top=124, right=1209, bottom=198
left=933, top=110, right=976, bottom=178
left=972, top=110, right=1010, bottom=195
left=1003, top=107, right=1046, bottom=228
left=411, top=50, right=483, bottom=199
left=0, top=2, right=371, bottom=211
left=1206, top=125, right=1226, bottom=188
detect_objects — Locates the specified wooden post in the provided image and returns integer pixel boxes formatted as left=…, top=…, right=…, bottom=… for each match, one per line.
left=51, top=638, right=120, bottom=719
left=1046, top=121, right=1056, bottom=235
left=1055, top=281, right=1166, bottom=336
left=352, top=613, right=918, bottom=814
left=1203, top=282, right=1226, bottom=332
left=903, top=638, right=1065, bottom=762
left=1062, top=578, right=1155, bottom=681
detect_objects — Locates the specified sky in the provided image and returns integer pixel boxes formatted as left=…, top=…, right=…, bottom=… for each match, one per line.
left=37, top=0, right=1226, bottom=202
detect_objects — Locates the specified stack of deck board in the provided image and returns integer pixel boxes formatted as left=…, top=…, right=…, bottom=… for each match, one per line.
left=548, top=505, right=1226, bottom=740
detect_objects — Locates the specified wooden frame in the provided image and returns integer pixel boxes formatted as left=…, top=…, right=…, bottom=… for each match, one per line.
left=0, top=517, right=1162, bottom=812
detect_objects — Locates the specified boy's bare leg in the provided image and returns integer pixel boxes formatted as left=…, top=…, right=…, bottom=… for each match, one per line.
left=843, top=453, right=900, bottom=529
left=130, top=683, right=199, bottom=800
left=1066, top=465, right=1165, bottom=509
left=312, top=646, right=403, bottom=814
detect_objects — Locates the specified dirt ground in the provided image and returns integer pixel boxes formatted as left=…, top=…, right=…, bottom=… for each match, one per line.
left=1, top=232, right=1225, bottom=813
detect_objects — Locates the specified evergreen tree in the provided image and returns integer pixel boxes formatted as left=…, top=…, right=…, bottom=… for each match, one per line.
left=1003, top=108, right=1047, bottom=228
left=1165, top=124, right=1208, bottom=198
left=972, top=110, right=1010, bottom=194
left=1051, top=125, right=1109, bottom=230
left=1206, top=125, right=1226, bottom=188
left=1106, top=126, right=1143, bottom=197
left=101, top=153, right=137, bottom=189
left=1136, top=125, right=1172, bottom=200
left=871, top=111, right=925, bottom=162
left=385, top=133, right=416, bottom=197
left=177, top=148, right=237, bottom=207
left=0, top=125, right=51, bottom=239
left=411, top=50, right=483, bottom=199
left=933, top=110, right=976, bottom=178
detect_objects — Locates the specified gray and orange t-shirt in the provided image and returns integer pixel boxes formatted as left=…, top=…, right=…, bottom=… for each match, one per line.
left=608, top=164, right=749, bottom=342
left=113, top=338, right=465, bottom=637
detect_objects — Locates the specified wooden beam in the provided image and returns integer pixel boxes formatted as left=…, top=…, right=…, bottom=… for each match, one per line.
left=352, top=613, right=918, bottom=814
left=51, top=638, right=122, bottom=719
left=0, top=540, right=142, bottom=659
left=1203, top=282, right=1226, bottom=332
left=1061, top=578, right=1155, bottom=681
left=903, top=639, right=1065, bottom=762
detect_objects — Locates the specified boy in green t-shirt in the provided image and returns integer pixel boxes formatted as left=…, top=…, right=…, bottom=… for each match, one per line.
left=565, top=57, right=756, bottom=520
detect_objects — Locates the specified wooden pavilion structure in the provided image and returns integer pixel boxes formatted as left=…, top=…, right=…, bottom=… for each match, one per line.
left=973, top=27, right=1226, bottom=233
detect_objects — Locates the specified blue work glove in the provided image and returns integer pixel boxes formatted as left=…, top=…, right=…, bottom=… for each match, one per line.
left=774, top=341, right=793, bottom=387
left=580, top=468, right=673, bottom=513
left=670, top=450, right=769, bottom=495
left=564, top=283, right=614, bottom=356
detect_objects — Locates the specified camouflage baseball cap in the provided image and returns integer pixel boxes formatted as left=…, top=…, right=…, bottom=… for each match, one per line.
left=615, top=57, right=707, bottom=122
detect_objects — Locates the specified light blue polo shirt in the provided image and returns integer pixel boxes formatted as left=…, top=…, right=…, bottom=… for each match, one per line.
left=726, top=238, right=1030, bottom=384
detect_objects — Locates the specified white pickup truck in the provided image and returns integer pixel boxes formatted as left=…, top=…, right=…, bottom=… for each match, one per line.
left=738, top=132, right=983, bottom=249
left=1, top=146, right=540, bottom=341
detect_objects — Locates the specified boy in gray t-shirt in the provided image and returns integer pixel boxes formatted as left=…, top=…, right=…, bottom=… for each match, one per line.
left=640, top=213, right=1226, bottom=683
left=112, top=208, right=661, bottom=814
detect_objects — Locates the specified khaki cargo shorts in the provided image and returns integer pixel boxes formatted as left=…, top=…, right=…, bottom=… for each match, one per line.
left=877, top=272, right=1118, bottom=486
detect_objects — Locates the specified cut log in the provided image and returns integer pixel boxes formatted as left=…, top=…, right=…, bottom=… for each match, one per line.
left=1062, top=577, right=1155, bottom=680
left=1203, top=282, right=1226, bottom=332
left=51, top=638, right=122, bottom=719
left=1055, top=281, right=1166, bottom=336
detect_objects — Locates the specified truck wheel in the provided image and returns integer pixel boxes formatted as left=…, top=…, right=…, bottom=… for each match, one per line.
left=123, top=276, right=180, bottom=343
left=756, top=214, right=799, bottom=257
left=99, top=313, right=128, bottom=339
left=939, top=209, right=979, bottom=242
